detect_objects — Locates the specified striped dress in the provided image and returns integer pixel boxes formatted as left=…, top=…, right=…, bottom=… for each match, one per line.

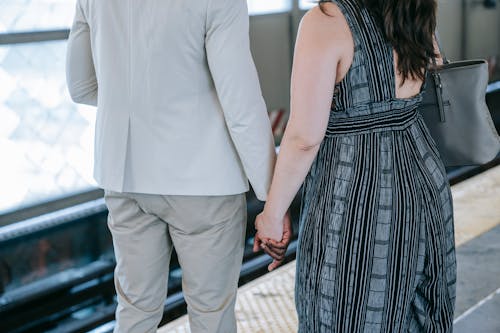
left=295, top=1, right=457, bottom=332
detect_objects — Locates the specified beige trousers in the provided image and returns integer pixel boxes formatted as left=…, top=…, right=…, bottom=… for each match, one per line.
left=104, top=191, right=247, bottom=333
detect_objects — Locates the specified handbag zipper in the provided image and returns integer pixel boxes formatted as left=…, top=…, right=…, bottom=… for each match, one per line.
left=432, top=72, right=446, bottom=122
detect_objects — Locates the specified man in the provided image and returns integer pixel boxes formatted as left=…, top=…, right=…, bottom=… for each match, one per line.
left=66, top=0, right=278, bottom=332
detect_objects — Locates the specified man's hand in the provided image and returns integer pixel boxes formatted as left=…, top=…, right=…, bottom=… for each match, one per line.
left=253, top=211, right=292, bottom=271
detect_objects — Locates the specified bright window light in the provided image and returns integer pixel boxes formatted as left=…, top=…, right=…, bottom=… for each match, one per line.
left=247, top=0, right=292, bottom=15
left=299, top=0, right=318, bottom=10
left=0, top=0, right=76, bottom=33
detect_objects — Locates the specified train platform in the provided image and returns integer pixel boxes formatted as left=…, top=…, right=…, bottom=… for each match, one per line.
left=160, top=165, right=500, bottom=333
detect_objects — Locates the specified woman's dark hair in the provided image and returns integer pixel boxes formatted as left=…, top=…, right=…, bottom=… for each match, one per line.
left=319, top=0, right=437, bottom=82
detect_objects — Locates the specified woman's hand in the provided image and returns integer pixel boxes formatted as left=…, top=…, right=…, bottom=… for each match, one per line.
left=254, top=211, right=293, bottom=271
left=255, top=212, right=284, bottom=242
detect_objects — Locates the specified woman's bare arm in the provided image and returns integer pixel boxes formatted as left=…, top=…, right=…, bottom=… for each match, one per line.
left=256, top=5, right=352, bottom=241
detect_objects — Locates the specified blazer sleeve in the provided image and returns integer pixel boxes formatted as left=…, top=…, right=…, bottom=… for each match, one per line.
left=205, top=0, right=276, bottom=201
left=66, top=0, right=98, bottom=106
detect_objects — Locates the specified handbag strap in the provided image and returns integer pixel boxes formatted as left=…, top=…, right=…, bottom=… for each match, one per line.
left=427, top=31, right=447, bottom=123
left=432, top=31, right=450, bottom=65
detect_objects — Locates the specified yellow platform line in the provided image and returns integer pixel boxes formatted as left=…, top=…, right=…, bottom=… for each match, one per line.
left=452, top=165, right=500, bottom=246
left=159, top=262, right=298, bottom=333
left=160, top=165, right=500, bottom=332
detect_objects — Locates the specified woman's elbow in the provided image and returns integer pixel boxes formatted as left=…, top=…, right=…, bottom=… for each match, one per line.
left=289, top=135, right=323, bottom=152
left=297, top=141, right=321, bottom=152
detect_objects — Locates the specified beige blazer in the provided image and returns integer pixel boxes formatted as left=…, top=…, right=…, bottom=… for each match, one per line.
left=66, top=0, right=276, bottom=200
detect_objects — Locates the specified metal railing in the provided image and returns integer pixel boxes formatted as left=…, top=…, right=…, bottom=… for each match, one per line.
left=0, top=29, right=70, bottom=45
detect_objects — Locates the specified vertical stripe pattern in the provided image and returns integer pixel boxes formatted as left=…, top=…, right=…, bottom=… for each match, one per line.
left=295, top=1, right=456, bottom=332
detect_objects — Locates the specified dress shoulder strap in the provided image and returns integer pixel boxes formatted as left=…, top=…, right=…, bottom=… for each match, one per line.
left=328, top=0, right=398, bottom=107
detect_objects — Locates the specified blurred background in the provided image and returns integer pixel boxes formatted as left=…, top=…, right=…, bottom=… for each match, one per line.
left=0, top=1, right=499, bottom=332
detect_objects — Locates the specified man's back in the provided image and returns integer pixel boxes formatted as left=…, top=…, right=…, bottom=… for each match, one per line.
left=66, top=2, right=276, bottom=332
left=67, top=0, right=275, bottom=199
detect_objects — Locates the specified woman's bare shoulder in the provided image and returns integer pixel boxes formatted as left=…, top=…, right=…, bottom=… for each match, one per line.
left=301, top=3, right=343, bottom=24
left=299, top=4, right=353, bottom=53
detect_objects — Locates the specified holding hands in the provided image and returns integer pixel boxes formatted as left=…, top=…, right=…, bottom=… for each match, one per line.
left=253, top=211, right=292, bottom=271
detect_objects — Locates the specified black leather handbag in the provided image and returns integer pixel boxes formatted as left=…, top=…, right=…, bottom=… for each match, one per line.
left=418, top=41, right=500, bottom=167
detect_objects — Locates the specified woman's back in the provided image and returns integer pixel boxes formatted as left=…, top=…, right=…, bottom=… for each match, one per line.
left=295, top=1, right=456, bottom=332
left=321, top=0, right=424, bottom=118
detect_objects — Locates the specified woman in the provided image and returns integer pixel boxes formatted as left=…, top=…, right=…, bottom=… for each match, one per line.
left=255, top=0, right=456, bottom=331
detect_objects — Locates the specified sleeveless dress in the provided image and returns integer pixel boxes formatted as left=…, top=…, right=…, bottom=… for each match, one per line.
left=295, top=1, right=457, bottom=332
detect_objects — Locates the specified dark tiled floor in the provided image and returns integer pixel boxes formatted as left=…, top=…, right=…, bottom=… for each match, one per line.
left=454, top=224, right=500, bottom=331
left=455, top=290, right=500, bottom=333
